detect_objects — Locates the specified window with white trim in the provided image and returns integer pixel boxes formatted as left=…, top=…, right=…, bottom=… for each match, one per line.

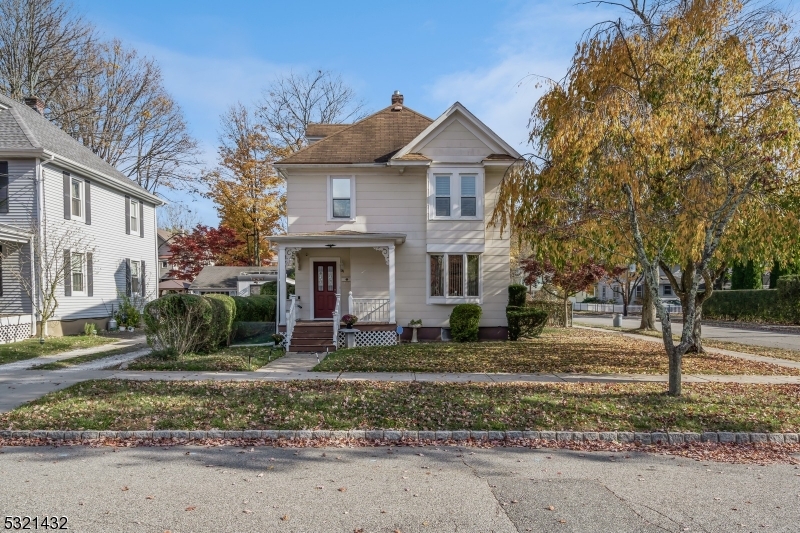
left=428, top=253, right=481, bottom=301
left=131, top=260, right=141, bottom=295
left=663, top=284, right=672, bottom=296
left=129, top=198, right=139, bottom=234
left=71, top=177, right=84, bottom=220
left=71, top=252, right=85, bottom=294
left=327, top=175, right=355, bottom=220
left=428, top=169, right=484, bottom=220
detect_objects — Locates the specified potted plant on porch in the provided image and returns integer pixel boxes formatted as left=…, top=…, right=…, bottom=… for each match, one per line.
left=340, top=314, right=359, bottom=348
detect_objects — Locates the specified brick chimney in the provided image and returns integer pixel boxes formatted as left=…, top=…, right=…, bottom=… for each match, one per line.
left=24, top=97, right=45, bottom=116
left=391, top=90, right=403, bottom=111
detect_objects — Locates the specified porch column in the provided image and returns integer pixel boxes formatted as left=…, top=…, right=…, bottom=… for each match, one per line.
left=277, top=244, right=286, bottom=326
left=388, top=244, right=396, bottom=323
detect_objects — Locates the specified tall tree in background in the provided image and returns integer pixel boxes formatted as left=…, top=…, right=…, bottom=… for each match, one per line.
left=0, top=0, right=95, bottom=112
left=203, top=104, right=285, bottom=266
left=0, top=1, right=200, bottom=196
left=257, top=70, right=366, bottom=152
left=158, top=202, right=200, bottom=234
left=492, top=0, right=800, bottom=395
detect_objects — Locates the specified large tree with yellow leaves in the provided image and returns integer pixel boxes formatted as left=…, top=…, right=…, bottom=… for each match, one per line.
left=492, top=0, right=800, bottom=395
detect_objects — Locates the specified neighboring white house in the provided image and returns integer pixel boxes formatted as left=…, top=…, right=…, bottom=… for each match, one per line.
left=0, top=94, right=161, bottom=339
left=188, top=266, right=279, bottom=296
left=272, top=91, right=519, bottom=350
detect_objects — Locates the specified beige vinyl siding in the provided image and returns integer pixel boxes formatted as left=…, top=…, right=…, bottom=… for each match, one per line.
left=418, top=119, right=493, bottom=163
left=41, top=164, right=157, bottom=321
left=285, top=165, right=510, bottom=327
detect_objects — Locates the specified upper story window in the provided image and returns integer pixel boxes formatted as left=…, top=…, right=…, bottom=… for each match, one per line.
left=428, top=169, right=484, bottom=220
left=69, top=177, right=85, bottom=221
left=129, top=198, right=139, bottom=233
left=327, top=175, right=356, bottom=221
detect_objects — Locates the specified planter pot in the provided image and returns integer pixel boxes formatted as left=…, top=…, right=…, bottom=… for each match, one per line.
left=340, top=328, right=359, bottom=349
left=127, top=326, right=135, bottom=332
left=410, top=325, right=420, bottom=343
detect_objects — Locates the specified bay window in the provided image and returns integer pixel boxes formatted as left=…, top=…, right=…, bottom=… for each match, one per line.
left=428, top=253, right=481, bottom=301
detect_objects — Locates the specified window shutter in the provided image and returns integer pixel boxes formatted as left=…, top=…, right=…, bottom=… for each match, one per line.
left=141, top=260, right=146, bottom=295
left=125, top=196, right=130, bottom=234
left=139, top=201, right=144, bottom=238
left=0, top=247, right=4, bottom=297
left=0, top=161, right=8, bottom=214
left=84, top=181, right=92, bottom=225
left=63, top=172, right=71, bottom=220
left=87, top=252, right=94, bottom=297
left=125, top=258, right=131, bottom=296
left=64, top=250, right=72, bottom=296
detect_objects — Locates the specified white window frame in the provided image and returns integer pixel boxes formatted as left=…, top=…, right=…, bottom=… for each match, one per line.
left=70, top=177, right=84, bottom=222
left=131, top=260, right=142, bottom=296
left=129, top=198, right=140, bottom=235
left=326, top=175, right=356, bottom=222
left=663, top=284, right=672, bottom=296
left=70, top=251, right=86, bottom=296
left=426, top=252, right=482, bottom=304
left=427, top=168, right=484, bottom=220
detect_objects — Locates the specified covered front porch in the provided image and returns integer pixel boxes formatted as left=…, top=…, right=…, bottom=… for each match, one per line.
left=0, top=223, right=36, bottom=343
left=271, top=231, right=405, bottom=351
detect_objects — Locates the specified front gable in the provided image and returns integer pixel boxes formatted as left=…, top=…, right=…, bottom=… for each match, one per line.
left=392, top=102, right=521, bottom=165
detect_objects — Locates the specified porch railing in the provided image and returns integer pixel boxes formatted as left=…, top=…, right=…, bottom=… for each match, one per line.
left=349, top=292, right=390, bottom=323
left=285, top=295, right=297, bottom=351
left=332, top=293, right=341, bottom=346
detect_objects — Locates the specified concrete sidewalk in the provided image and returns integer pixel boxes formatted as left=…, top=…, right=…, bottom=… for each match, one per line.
left=0, top=335, right=146, bottom=372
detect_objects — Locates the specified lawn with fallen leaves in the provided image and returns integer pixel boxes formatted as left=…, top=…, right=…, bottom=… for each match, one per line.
left=0, top=336, right=116, bottom=366
left=3, top=379, right=800, bottom=433
left=123, top=346, right=284, bottom=371
left=313, top=329, right=800, bottom=375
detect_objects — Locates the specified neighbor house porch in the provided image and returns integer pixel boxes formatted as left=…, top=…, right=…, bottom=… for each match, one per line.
left=272, top=231, right=405, bottom=352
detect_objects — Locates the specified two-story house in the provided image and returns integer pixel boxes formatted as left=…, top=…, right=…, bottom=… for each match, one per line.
left=0, top=94, right=161, bottom=339
left=273, top=91, right=519, bottom=351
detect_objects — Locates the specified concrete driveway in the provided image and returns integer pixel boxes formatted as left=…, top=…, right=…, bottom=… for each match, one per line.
left=1, top=445, right=798, bottom=532
left=575, top=314, right=800, bottom=351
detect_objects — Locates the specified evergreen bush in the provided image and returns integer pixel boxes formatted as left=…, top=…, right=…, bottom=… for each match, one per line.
left=506, top=307, right=549, bottom=340
left=508, top=284, right=528, bottom=307
left=202, top=294, right=236, bottom=350
left=143, top=294, right=212, bottom=357
left=232, top=295, right=277, bottom=322
left=449, top=304, right=482, bottom=342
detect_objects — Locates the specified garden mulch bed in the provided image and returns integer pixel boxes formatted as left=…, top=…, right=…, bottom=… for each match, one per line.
left=3, top=379, right=800, bottom=434
left=313, top=328, right=800, bottom=375
left=122, top=346, right=283, bottom=372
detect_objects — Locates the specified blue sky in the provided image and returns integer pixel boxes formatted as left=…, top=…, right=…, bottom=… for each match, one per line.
left=70, top=0, right=627, bottom=224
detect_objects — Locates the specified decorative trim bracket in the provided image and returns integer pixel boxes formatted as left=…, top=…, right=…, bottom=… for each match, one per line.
left=373, top=246, right=389, bottom=266
left=286, top=247, right=301, bottom=268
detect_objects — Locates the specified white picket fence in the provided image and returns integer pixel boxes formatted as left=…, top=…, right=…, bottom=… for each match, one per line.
left=573, top=303, right=682, bottom=314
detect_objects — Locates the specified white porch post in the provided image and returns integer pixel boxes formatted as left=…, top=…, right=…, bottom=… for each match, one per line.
left=388, top=244, right=396, bottom=323
left=277, top=244, right=286, bottom=326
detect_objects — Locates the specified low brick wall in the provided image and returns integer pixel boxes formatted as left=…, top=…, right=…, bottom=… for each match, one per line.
left=1, top=429, right=797, bottom=444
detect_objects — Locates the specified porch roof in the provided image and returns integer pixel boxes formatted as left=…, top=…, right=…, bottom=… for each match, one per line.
left=0, top=223, right=31, bottom=243
left=272, top=231, right=406, bottom=246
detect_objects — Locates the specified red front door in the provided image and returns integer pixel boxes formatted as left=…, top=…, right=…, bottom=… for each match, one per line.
left=313, top=262, right=337, bottom=319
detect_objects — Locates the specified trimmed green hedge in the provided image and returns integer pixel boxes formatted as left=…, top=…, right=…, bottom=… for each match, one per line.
left=259, top=282, right=277, bottom=296
left=506, top=307, right=549, bottom=340
left=703, top=279, right=799, bottom=324
left=203, top=294, right=236, bottom=349
left=508, top=284, right=527, bottom=308
left=450, top=304, right=482, bottom=342
left=143, top=294, right=212, bottom=357
left=232, top=295, right=277, bottom=323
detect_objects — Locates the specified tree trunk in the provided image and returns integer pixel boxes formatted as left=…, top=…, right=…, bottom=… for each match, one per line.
left=564, top=295, right=572, bottom=327
left=639, top=278, right=656, bottom=330
left=686, top=305, right=704, bottom=353
left=668, top=347, right=682, bottom=396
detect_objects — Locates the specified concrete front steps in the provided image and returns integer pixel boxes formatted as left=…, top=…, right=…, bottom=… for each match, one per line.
left=290, top=321, right=336, bottom=353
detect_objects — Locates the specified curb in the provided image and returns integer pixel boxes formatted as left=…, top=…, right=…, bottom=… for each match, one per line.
left=1, top=430, right=798, bottom=444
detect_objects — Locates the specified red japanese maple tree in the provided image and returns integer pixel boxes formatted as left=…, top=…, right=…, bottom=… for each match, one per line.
left=521, top=258, right=607, bottom=326
left=169, top=224, right=245, bottom=281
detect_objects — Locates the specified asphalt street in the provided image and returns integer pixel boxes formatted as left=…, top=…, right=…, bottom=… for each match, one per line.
left=575, top=314, right=800, bottom=351
left=1, top=445, right=798, bottom=532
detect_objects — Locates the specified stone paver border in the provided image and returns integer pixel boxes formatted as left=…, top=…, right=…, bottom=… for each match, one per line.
left=1, top=429, right=797, bottom=444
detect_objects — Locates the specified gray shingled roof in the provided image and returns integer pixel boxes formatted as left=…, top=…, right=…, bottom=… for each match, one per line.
left=0, top=93, right=154, bottom=197
left=189, top=266, right=278, bottom=290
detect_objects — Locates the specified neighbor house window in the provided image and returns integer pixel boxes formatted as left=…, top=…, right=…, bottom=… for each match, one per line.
left=71, top=178, right=83, bottom=219
left=129, top=199, right=139, bottom=233
left=328, top=176, right=355, bottom=220
left=131, top=260, right=141, bottom=295
left=71, top=252, right=85, bottom=293
left=435, top=176, right=450, bottom=217
left=429, top=253, right=481, bottom=300
left=663, top=284, right=672, bottom=296
left=461, top=175, right=476, bottom=217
